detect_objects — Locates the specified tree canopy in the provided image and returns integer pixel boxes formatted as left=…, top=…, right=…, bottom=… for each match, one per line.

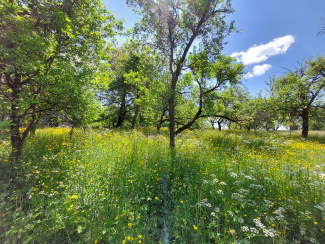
left=0, top=0, right=119, bottom=169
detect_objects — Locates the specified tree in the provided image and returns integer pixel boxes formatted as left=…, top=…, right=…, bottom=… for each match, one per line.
left=202, top=85, right=248, bottom=130
left=270, top=56, right=325, bottom=138
left=127, top=0, right=236, bottom=148
left=0, top=0, right=118, bottom=172
left=175, top=52, right=244, bottom=135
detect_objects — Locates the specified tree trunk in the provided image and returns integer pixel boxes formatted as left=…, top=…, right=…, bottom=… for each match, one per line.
left=217, top=120, right=222, bottom=131
left=157, top=108, right=167, bottom=131
left=131, top=105, right=139, bottom=130
left=301, top=108, right=309, bottom=138
left=30, top=122, right=37, bottom=137
left=211, top=121, right=215, bottom=130
left=10, top=123, right=23, bottom=178
left=169, top=91, right=176, bottom=148
left=116, top=93, right=127, bottom=128
left=69, top=125, right=74, bottom=140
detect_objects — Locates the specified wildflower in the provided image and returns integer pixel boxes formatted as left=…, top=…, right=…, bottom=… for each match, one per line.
left=180, top=200, right=183, bottom=203
left=314, top=222, right=318, bottom=225
left=138, top=235, right=142, bottom=238
left=229, top=229, right=235, bottom=235
left=193, top=225, right=198, bottom=230
left=128, top=223, right=132, bottom=228
left=241, top=226, right=250, bottom=232
left=238, top=217, right=244, bottom=223
left=275, top=207, right=285, bottom=215
left=211, top=212, right=216, bottom=217
left=70, top=195, right=78, bottom=200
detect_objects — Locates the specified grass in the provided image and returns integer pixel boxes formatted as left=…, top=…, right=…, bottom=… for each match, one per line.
left=0, top=128, right=324, bottom=243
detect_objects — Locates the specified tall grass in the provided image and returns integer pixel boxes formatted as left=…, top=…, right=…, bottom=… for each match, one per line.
left=0, top=128, right=324, bottom=243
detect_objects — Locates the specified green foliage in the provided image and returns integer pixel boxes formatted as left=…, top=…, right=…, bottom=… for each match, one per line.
left=269, top=56, right=325, bottom=137
left=0, top=0, right=120, bottom=164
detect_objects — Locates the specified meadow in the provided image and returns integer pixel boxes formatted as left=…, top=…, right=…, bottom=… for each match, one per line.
left=0, top=128, right=324, bottom=243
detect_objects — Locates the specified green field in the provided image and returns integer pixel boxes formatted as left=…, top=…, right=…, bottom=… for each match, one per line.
left=1, top=128, right=325, bottom=243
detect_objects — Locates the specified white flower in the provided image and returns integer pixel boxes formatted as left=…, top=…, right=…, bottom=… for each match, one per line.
left=217, top=190, right=223, bottom=195
left=250, top=228, right=259, bottom=234
left=230, top=172, right=238, bottom=178
left=212, top=179, right=219, bottom=184
left=241, top=226, right=250, bottom=232
left=220, top=182, right=227, bottom=185
left=211, top=212, right=216, bottom=217
left=275, top=207, right=285, bottom=215
left=238, top=217, right=244, bottom=223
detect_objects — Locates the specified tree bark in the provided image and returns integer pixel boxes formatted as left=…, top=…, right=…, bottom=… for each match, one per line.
left=169, top=90, right=176, bottom=148
left=217, top=120, right=222, bottom=131
left=157, top=107, right=167, bottom=131
left=131, top=105, right=139, bottom=130
left=301, top=108, right=309, bottom=138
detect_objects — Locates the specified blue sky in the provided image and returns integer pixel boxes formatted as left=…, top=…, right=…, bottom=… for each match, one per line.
left=103, top=0, right=325, bottom=96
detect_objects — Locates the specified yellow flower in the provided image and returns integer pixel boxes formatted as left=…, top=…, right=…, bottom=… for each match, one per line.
left=193, top=225, right=198, bottom=230
left=70, top=195, right=78, bottom=199
left=138, top=235, right=142, bottom=238
left=128, top=223, right=132, bottom=228
left=314, top=222, right=318, bottom=225
left=180, top=200, right=183, bottom=203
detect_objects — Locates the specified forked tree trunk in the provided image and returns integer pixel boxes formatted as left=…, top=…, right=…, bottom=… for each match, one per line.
left=301, top=108, right=309, bottom=138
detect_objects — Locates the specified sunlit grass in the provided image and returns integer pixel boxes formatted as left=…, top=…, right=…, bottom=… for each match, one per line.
left=1, top=128, right=324, bottom=243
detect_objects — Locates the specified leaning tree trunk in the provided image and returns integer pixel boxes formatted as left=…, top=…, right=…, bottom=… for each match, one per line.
left=301, top=108, right=309, bottom=138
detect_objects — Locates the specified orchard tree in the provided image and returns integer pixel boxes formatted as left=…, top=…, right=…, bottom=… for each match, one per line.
left=202, top=85, right=249, bottom=130
left=127, top=0, right=237, bottom=148
left=270, top=56, right=325, bottom=138
left=0, top=0, right=118, bottom=170
left=175, top=52, right=244, bottom=134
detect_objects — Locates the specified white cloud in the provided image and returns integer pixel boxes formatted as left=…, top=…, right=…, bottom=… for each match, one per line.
left=243, top=64, right=272, bottom=79
left=231, top=35, right=295, bottom=65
